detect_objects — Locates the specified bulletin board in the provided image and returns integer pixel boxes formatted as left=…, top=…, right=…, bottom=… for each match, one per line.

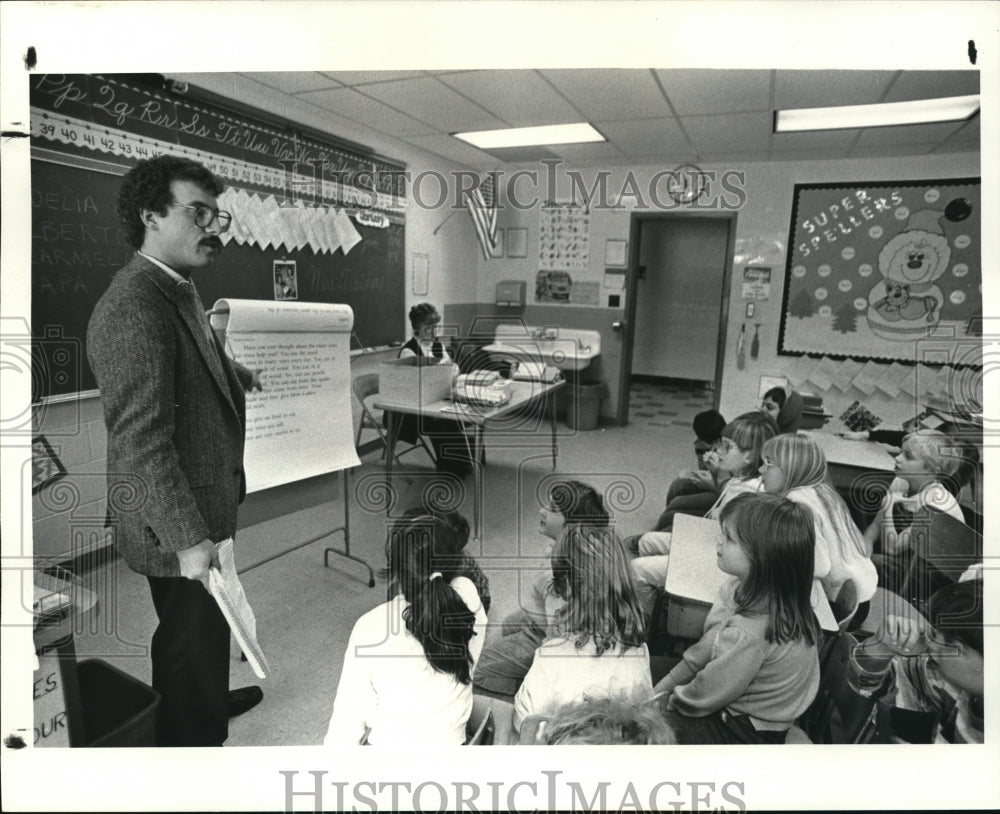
left=28, top=73, right=407, bottom=401
left=778, top=178, right=981, bottom=364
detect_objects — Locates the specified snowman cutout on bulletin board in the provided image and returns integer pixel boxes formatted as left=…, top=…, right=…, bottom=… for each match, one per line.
left=866, top=198, right=972, bottom=340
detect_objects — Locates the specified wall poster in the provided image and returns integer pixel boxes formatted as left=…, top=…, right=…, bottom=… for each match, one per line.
left=779, top=178, right=981, bottom=365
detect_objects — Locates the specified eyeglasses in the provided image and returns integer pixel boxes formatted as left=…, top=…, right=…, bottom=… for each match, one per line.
left=171, top=202, right=232, bottom=232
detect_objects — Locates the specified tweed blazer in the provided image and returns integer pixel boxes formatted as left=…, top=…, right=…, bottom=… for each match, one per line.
left=87, top=255, right=247, bottom=577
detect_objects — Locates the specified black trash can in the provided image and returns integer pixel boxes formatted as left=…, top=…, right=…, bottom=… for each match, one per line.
left=76, top=659, right=160, bottom=747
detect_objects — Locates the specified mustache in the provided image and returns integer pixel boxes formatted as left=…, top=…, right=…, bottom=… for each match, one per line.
left=200, top=236, right=223, bottom=249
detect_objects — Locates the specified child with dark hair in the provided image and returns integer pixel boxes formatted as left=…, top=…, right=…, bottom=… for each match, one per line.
left=848, top=578, right=983, bottom=743
left=693, top=409, right=727, bottom=469
left=513, top=524, right=651, bottom=734
left=392, top=507, right=490, bottom=613
left=654, top=493, right=821, bottom=744
left=761, top=386, right=804, bottom=434
left=473, top=480, right=610, bottom=699
left=324, top=514, right=487, bottom=745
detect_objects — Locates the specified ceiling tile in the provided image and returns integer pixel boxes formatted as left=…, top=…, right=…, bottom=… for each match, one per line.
left=241, top=71, right=342, bottom=94
left=479, top=145, right=560, bottom=164
left=401, top=133, right=496, bottom=167
left=296, top=87, right=435, bottom=137
left=540, top=69, right=671, bottom=122
left=358, top=77, right=506, bottom=132
left=768, top=147, right=852, bottom=161
left=696, top=153, right=765, bottom=164
left=856, top=121, right=967, bottom=147
left=883, top=70, right=980, bottom=102
left=848, top=144, right=936, bottom=159
left=320, top=71, right=426, bottom=86
left=944, top=116, right=980, bottom=143
left=548, top=142, right=627, bottom=163
left=681, top=112, right=772, bottom=153
left=597, top=118, right=690, bottom=155
left=771, top=129, right=860, bottom=151
left=774, top=70, right=897, bottom=109
left=439, top=70, right=581, bottom=127
left=657, top=69, right=771, bottom=114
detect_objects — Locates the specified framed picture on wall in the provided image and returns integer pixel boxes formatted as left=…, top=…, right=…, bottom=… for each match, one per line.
left=507, top=227, right=527, bottom=258
left=779, top=178, right=981, bottom=366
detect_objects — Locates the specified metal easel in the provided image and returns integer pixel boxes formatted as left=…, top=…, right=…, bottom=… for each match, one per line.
left=238, top=466, right=375, bottom=587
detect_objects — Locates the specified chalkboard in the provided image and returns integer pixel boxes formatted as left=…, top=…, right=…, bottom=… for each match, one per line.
left=29, top=74, right=407, bottom=402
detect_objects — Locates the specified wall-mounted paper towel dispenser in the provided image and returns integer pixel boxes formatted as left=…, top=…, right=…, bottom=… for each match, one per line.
left=496, top=280, right=526, bottom=307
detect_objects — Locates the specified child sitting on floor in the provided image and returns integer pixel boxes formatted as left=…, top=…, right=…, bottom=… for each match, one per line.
left=848, top=578, right=983, bottom=743
left=324, top=514, right=488, bottom=746
left=391, top=506, right=491, bottom=613
left=862, top=429, right=966, bottom=599
left=629, top=411, right=778, bottom=619
left=653, top=493, right=820, bottom=744
left=473, top=480, right=610, bottom=699
left=760, top=433, right=878, bottom=631
left=512, top=523, right=651, bottom=735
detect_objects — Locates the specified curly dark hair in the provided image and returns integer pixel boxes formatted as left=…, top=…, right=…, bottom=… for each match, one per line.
left=408, top=302, right=441, bottom=332
left=117, top=156, right=225, bottom=249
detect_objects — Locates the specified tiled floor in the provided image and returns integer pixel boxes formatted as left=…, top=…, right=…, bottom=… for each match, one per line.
left=627, top=378, right=715, bottom=431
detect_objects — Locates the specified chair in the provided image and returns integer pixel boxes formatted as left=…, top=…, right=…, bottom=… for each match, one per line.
left=353, top=373, right=434, bottom=466
left=516, top=714, right=549, bottom=744
left=817, top=579, right=859, bottom=669
left=800, top=631, right=889, bottom=744
left=465, top=695, right=495, bottom=745
left=898, top=508, right=982, bottom=606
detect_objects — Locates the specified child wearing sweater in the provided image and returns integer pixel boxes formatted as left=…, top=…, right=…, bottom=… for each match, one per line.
left=513, top=523, right=651, bottom=734
left=760, top=433, right=878, bottom=631
left=653, top=493, right=821, bottom=744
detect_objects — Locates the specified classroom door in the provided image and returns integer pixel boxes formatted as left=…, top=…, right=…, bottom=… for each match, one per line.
left=615, top=213, right=735, bottom=424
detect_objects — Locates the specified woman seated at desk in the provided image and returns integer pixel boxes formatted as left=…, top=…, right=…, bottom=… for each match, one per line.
left=390, top=302, right=476, bottom=477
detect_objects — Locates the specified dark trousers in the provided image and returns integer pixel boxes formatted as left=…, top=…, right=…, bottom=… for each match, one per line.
left=655, top=489, right=717, bottom=532
left=663, top=708, right=788, bottom=745
left=147, top=575, right=231, bottom=746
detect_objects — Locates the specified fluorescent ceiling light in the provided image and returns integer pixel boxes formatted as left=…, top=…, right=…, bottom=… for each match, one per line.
left=775, top=95, right=979, bottom=132
left=453, top=122, right=605, bottom=149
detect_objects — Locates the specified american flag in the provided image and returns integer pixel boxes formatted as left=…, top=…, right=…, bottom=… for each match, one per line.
left=465, top=172, right=499, bottom=260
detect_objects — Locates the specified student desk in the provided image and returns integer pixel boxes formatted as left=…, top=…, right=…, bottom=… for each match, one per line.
left=663, top=513, right=728, bottom=640
left=376, top=379, right=564, bottom=539
left=801, top=429, right=897, bottom=529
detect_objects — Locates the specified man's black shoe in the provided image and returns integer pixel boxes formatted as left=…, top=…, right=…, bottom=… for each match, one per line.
left=228, top=686, right=263, bottom=718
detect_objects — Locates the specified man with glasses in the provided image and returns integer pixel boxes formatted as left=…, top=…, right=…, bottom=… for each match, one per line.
left=88, top=156, right=262, bottom=746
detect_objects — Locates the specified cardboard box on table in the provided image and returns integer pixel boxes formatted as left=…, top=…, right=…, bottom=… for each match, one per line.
left=379, top=356, right=453, bottom=405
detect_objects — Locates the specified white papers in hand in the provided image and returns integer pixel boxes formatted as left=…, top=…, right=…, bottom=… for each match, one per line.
left=208, top=538, right=270, bottom=679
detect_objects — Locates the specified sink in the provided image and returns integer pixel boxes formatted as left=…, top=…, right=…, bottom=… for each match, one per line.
left=484, top=326, right=601, bottom=372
